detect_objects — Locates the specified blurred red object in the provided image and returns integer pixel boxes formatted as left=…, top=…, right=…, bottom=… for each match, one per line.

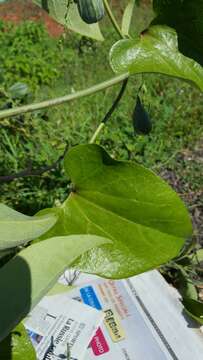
left=0, top=0, right=64, bottom=37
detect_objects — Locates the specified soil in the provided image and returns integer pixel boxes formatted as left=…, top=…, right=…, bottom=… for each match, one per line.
left=161, top=139, right=203, bottom=247
left=0, top=0, right=64, bottom=37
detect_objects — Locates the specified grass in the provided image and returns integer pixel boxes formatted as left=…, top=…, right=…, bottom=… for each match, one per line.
left=0, top=2, right=202, bottom=218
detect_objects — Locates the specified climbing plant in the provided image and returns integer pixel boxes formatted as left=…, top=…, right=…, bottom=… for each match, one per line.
left=0, top=0, right=203, bottom=357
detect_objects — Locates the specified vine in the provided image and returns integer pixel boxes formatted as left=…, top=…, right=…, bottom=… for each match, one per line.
left=0, top=0, right=203, bottom=356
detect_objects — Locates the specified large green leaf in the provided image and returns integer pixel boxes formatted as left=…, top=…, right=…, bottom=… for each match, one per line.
left=0, top=323, right=36, bottom=360
left=152, top=0, right=203, bottom=66
left=0, top=204, right=57, bottom=250
left=33, top=0, right=104, bottom=41
left=38, top=144, right=192, bottom=279
left=110, top=25, right=203, bottom=91
left=0, top=234, right=109, bottom=341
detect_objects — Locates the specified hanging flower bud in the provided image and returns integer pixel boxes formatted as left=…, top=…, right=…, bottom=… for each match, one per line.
left=132, top=95, right=152, bottom=135
left=76, top=0, right=105, bottom=24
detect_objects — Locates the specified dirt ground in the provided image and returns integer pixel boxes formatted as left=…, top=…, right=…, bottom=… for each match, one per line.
left=0, top=0, right=64, bottom=37
left=161, top=139, right=203, bottom=247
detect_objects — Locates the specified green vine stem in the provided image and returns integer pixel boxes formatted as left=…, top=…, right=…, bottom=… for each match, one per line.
left=89, top=2, right=126, bottom=143
left=103, top=0, right=124, bottom=39
left=90, top=78, right=128, bottom=143
left=90, top=123, right=105, bottom=143
left=0, top=73, right=128, bottom=121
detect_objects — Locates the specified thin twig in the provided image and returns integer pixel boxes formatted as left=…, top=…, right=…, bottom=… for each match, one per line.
left=0, top=143, right=69, bottom=183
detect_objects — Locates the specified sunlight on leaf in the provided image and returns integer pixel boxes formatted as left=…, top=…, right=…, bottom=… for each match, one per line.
left=0, top=204, right=57, bottom=250
left=0, top=323, right=36, bottom=360
left=38, top=144, right=192, bottom=279
left=0, top=234, right=109, bottom=341
left=110, top=25, right=203, bottom=91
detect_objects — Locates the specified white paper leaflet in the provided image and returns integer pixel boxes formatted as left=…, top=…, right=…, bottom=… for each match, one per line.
left=60, top=276, right=171, bottom=359
left=59, top=269, right=203, bottom=360
left=24, top=294, right=103, bottom=360
left=25, top=269, right=203, bottom=360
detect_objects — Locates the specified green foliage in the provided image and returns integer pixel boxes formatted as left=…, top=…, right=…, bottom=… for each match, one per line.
left=161, top=245, right=203, bottom=324
left=0, top=23, right=202, bottom=215
left=0, top=233, right=110, bottom=340
left=0, top=20, right=63, bottom=90
left=36, top=144, right=192, bottom=279
left=110, top=25, right=203, bottom=91
left=0, top=323, right=36, bottom=360
left=100, top=75, right=203, bottom=179
left=0, top=203, right=57, bottom=250
left=0, top=1, right=203, bottom=351
left=182, top=299, right=203, bottom=325
left=121, top=0, right=135, bottom=37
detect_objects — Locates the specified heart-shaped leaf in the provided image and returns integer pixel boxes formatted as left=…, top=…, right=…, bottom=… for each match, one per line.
left=110, top=25, right=203, bottom=91
left=0, top=234, right=109, bottom=341
left=38, top=144, right=192, bottom=279
left=33, top=0, right=104, bottom=41
left=0, top=204, right=57, bottom=250
left=152, top=0, right=203, bottom=66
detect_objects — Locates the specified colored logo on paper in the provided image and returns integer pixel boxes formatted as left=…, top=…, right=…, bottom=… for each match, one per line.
left=80, top=286, right=102, bottom=310
left=90, top=328, right=110, bottom=356
left=104, top=309, right=125, bottom=342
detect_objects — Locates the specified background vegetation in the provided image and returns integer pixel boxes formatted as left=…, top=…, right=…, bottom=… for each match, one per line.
left=0, top=1, right=202, bottom=247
